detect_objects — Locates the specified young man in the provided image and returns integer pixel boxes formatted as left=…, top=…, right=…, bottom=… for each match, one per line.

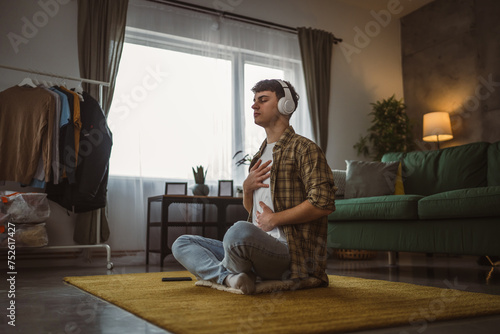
left=172, top=79, right=336, bottom=294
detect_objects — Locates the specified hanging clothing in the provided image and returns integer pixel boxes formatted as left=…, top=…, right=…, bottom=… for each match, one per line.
left=46, top=91, right=112, bottom=213
left=0, top=85, right=56, bottom=184
left=54, top=86, right=78, bottom=184
left=77, top=91, right=112, bottom=198
left=49, top=87, right=71, bottom=128
left=1, top=82, right=112, bottom=246
left=54, top=87, right=76, bottom=183
left=59, top=86, right=82, bottom=170
left=0, top=84, right=112, bottom=212
left=39, top=86, right=62, bottom=185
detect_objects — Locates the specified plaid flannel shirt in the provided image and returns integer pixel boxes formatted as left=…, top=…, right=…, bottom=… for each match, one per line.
left=249, top=126, right=336, bottom=285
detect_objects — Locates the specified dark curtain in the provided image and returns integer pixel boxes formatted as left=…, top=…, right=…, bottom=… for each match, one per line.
left=76, top=0, right=128, bottom=244
left=77, top=0, right=128, bottom=115
left=297, top=27, right=336, bottom=152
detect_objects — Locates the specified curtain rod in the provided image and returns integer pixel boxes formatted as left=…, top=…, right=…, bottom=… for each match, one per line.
left=147, top=0, right=342, bottom=43
left=0, top=64, right=110, bottom=87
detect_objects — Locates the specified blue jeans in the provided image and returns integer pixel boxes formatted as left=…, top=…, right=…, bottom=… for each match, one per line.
left=171, top=221, right=291, bottom=285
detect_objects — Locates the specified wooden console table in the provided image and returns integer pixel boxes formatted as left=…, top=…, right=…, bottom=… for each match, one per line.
left=146, top=195, right=246, bottom=266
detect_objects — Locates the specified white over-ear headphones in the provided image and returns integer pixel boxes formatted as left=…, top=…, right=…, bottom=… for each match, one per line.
left=276, top=79, right=296, bottom=115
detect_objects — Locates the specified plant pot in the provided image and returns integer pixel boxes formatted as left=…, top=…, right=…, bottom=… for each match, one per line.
left=192, top=183, right=209, bottom=196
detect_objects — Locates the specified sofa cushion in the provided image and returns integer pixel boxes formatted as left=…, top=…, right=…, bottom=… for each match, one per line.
left=329, top=195, right=424, bottom=221
left=344, top=160, right=399, bottom=198
left=332, top=169, right=346, bottom=198
left=488, top=141, right=500, bottom=186
left=382, top=142, right=489, bottom=196
left=418, top=186, right=500, bottom=219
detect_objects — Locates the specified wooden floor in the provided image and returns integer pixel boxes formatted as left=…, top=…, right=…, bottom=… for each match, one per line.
left=4, top=251, right=500, bottom=334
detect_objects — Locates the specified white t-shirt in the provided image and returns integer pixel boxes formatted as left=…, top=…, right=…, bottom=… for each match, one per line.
left=252, top=142, right=288, bottom=245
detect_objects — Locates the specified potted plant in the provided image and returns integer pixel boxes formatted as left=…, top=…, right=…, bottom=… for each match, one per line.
left=233, top=150, right=252, bottom=167
left=354, top=95, right=414, bottom=161
left=192, top=165, right=209, bottom=196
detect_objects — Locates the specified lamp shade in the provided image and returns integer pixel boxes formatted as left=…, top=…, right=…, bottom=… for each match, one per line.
left=422, top=112, right=453, bottom=142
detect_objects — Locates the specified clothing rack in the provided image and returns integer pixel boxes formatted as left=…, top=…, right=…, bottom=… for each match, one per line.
left=0, top=64, right=110, bottom=106
left=0, top=64, right=113, bottom=270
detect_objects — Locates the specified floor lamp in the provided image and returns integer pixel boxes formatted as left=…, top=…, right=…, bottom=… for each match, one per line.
left=422, top=111, right=453, bottom=149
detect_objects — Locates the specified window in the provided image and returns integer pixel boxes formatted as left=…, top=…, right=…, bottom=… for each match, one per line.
left=108, top=6, right=312, bottom=185
left=108, top=42, right=232, bottom=179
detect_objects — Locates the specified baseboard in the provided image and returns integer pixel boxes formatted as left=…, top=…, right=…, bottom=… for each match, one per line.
left=0, top=248, right=144, bottom=261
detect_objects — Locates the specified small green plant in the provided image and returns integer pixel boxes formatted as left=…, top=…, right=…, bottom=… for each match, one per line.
left=192, top=165, right=207, bottom=184
left=354, top=95, right=414, bottom=161
left=233, top=151, right=252, bottom=167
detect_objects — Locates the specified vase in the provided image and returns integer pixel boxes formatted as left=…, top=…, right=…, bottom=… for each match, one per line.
left=192, top=183, right=209, bottom=196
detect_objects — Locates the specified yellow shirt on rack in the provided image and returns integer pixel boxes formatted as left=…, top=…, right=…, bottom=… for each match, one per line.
left=60, top=86, right=82, bottom=167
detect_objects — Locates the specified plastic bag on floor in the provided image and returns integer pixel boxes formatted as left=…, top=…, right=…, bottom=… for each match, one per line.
left=0, top=212, right=10, bottom=224
left=0, top=192, right=50, bottom=223
left=0, top=222, right=49, bottom=248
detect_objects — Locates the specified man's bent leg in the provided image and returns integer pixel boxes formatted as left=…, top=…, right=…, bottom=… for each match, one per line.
left=222, top=221, right=291, bottom=281
left=172, top=235, right=230, bottom=284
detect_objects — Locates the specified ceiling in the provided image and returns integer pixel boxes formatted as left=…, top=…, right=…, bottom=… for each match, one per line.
left=336, top=0, right=435, bottom=18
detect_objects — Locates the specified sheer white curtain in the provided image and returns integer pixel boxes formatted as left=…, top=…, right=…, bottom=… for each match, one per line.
left=105, top=0, right=313, bottom=252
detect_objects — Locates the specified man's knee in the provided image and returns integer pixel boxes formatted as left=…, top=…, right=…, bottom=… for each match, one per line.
left=172, top=235, right=192, bottom=258
left=223, top=221, right=256, bottom=245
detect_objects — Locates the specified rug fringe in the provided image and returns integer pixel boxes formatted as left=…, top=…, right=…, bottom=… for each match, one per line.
left=195, top=277, right=323, bottom=295
left=195, top=280, right=245, bottom=294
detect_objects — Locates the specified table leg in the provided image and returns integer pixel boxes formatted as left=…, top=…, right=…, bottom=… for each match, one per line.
left=146, top=200, right=152, bottom=265
left=202, top=203, right=206, bottom=237
left=160, top=200, right=171, bottom=267
left=217, top=203, right=228, bottom=240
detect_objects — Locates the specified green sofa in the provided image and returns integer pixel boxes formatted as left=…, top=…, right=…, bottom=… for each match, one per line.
left=327, top=141, right=500, bottom=262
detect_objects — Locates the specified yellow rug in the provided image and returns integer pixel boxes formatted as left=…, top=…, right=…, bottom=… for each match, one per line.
left=64, top=271, right=500, bottom=334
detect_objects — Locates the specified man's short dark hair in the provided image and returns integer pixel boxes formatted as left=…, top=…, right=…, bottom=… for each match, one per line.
left=251, top=79, right=300, bottom=113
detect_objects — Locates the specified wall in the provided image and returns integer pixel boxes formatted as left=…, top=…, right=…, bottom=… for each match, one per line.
left=0, top=0, right=406, bottom=252
left=401, top=0, right=500, bottom=149
left=0, top=0, right=79, bottom=88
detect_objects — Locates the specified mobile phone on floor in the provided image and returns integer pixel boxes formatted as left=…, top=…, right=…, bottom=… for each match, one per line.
left=162, top=277, right=192, bottom=282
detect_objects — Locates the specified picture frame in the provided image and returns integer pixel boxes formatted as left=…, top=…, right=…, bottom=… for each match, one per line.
left=218, top=180, right=233, bottom=197
left=165, top=182, right=188, bottom=195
